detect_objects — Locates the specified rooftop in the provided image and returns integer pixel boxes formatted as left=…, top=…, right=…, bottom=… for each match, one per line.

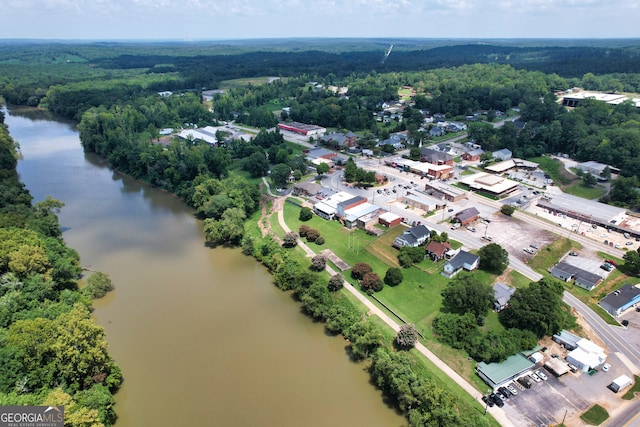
left=477, top=354, right=534, bottom=385
left=599, top=284, right=640, bottom=310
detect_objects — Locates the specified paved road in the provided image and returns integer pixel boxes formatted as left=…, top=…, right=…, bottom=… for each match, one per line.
left=263, top=177, right=514, bottom=427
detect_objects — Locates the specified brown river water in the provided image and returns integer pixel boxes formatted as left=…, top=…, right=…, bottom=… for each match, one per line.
left=6, top=106, right=405, bottom=427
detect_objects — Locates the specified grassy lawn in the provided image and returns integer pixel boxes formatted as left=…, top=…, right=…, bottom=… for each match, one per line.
left=564, top=181, right=606, bottom=200
left=622, top=375, right=640, bottom=400
left=527, top=238, right=576, bottom=272
left=529, top=156, right=573, bottom=185
left=509, top=270, right=535, bottom=288
left=580, top=404, right=609, bottom=425
left=282, top=200, right=503, bottom=391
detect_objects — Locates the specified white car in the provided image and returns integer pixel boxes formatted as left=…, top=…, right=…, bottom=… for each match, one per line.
left=602, top=363, right=611, bottom=372
left=507, top=384, right=518, bottom=395
left=530, top=373, right=541, bottom=382
left=535, top=370, right=548, bottom=381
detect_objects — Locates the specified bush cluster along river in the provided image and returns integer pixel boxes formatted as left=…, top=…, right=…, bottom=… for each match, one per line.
left=7, top=106, right=405, bottom=426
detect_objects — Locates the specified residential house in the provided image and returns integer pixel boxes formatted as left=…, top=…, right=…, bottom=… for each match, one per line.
left=454, top=207, right=480, bottom=225
left=493, top=283, right=516, bottom=311
left=550, top=261, right=604, bottom=291
left=599, top=284, right=640, bottom=316
left=446, top=121, right=467, bottom=132
left=420, top=148, right=454, bottom=165
left=293, top=182, right=322, bottom=197
left=442, top=250, right=480, bottom=278
left=393, top=224, right=431, bottom=248
left=319, top=132, right=358, bottom=149
left=492, top=148, right=513, bottom=161
left=425, top=240, right=451, bottom=261
left=429, top=127, right=446, bottom=138
left=462, top=148, right=484, bottom=162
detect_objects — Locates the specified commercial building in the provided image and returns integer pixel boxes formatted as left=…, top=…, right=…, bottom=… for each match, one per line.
left=178, top=126, right=219, bottom=145
left=278, top=121, right=327, bottom=137
left=459, top=172, right=519, bottom=197
left=378, top=212, right=403, bottom=228
left=553, top=330, right=582, bottom=351
left=599, top=284, right=640, bottom=317
left=424, top=181, right=467, bottom=202
left=565, top=339, right=607, bottom=373
left=402, top=191, right=446, bottom=213
left=476, top=354, right=535, bottom=390
left=313, top=191, right=360, bottom=220
left=453, top=207, right=480, bottom=225
left=343, top=203, right=383, bottom=229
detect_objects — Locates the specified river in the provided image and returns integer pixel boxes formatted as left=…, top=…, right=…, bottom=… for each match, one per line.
left=6, top=106, right=405, bottom=427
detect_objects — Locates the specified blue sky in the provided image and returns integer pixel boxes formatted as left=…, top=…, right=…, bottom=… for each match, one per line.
left=2, top=0, right=639, bottom=40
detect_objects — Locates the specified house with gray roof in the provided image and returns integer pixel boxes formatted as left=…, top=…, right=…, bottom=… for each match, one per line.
left=494, top=283, right=516, bottom=311
left=599, top=284, right=640, bottom=316
left=393, top=224, right=431, bottom=248
left=442, top=250, right=480, bottom=278
left=319, top=132, right=358, bottom=149
left=550, top=261, right=603, bottom=291
left=492, top=148, right=513, bottom=161
left=454, top=207, right=480, bottom=225
left=429, top=127, right=446, bottom=137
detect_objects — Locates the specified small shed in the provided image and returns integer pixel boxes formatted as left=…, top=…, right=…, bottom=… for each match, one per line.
left=544, top=358, right=570, bottom=377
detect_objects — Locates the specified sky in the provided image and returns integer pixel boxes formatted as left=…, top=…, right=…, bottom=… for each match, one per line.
left=2, top=0, right=640, bottom=40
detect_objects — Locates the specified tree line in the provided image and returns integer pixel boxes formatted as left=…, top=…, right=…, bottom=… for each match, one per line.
left=0, top=114, right=121, bottom=426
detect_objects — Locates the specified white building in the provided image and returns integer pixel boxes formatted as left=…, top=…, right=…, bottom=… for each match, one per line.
left=565, top=338, right=607, bottom=372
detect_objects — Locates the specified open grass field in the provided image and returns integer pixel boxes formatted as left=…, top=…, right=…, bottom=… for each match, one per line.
left=563, top=181, right=607, bottom=200
left=282, top=199, right=505, bottom=391
left=530, top=156, right=573, bottom=185
left=622, top=375, right=640, bottom=400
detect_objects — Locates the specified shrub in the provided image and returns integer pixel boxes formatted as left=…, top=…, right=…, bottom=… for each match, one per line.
left=299, top=224, right=311, bottom=238
left=310, top=254, right=327, bottom=271
left=305, top=228, right=320, bottom=242
left=501, top=204, right=515, bottom=216
left=314, top=236, right=325, bottom=245
left=327, top=274, right=344, bottom=292
left=85, top=271, right=114, bottom=299
left=299, top=207, right=313, bottom=221
left=384, top=267, right=403, bottom=286
left=282, top=232, right=298, bottom=248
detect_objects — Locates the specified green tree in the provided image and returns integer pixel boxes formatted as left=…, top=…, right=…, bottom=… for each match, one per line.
left=327, top=274, right=344, bottom=292
left=316, top=162, right=330, bottom=176
left=383, top=267, right=403, bottom=287
left=499, top=278, right=570, bottom=338
left=270, top=163, right=292, bottom=187
left=299, top=207, right=313, bottom=221
left=501, top=204, right=516, bottom=216
left=395, top=324, right=419, bottom=349
left=478, top=243, right=509, bottom=274
left=345, top=318, right=384, bottom=360
left=282, top=232, right=298, bottom=248
left=582, top=172, right=597, bottom=187
left=623, top=250, right=640, bottom=275
left=310, top=254, right=327, bottom=272
left=441, top=274, right=494, bottom=320
left=203, top=208, right=246, bottom=245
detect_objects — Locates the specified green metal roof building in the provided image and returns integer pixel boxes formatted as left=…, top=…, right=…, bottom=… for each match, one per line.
left=476, top=354, right=535, bottom=390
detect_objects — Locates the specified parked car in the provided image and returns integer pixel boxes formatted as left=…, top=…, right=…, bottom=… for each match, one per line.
left=490, top=393, right=505, bottom=407
left=507, top=384, right=518, bottom=395
left=622, top=320, right=629, bottom=327
left=466, top=226, right=476, bottom=232
left=530, top=243, right=539, bottom=249
left=498, top=387, right=511, bottom=398
left=482, top=236, right=493, bottom=241
left=523, top=247, right=535, bottom=254
left=530, top=373, right=541, bottom=383
left=569, top=251, right=578, bottom=256
left=517, top=377, right=532, bottom=389
left=568, top=364, right=579, bottom=373
left=602, top=363, right=611, bottom=372
left=482, top=395, right=494, bottom=407
left=535, top=370, right=548, bottom=381
left=607, top=260, right=619, bottom=267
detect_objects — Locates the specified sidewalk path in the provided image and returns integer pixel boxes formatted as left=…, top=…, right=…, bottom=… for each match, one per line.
left=263, top=178, right=514, bottom=427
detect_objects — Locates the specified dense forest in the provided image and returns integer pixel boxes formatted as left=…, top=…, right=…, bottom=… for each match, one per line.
left=0, top=110, right=122, bottom=426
